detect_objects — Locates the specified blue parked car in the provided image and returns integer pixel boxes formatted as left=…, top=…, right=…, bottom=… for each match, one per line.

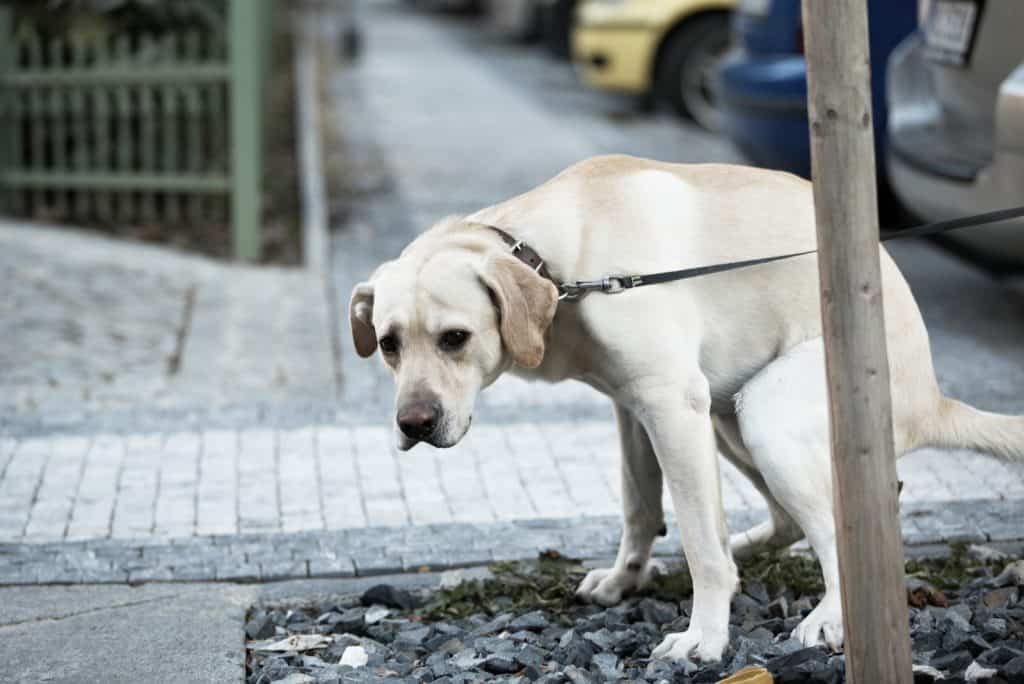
left=716, top=0, right=917, bottom=179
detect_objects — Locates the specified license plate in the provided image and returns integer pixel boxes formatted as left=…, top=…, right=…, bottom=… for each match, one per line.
left=737, top=0, right=771, bottom=17
left=924, top=0, right=981, bottom=67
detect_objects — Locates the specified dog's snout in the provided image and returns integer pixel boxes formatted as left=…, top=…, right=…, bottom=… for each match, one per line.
left=397, top=400, right=441, bottom=440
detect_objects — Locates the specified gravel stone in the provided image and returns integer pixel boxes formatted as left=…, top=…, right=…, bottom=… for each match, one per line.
left=474, top=635, right=517, bottom=655
left=591, top=652, right=622, bottom=681
left=509, top=610, right=549, bottom=632
left=767, top=597, right=789, bottom=619
left=636, top=598, right=678, bottom=626
left=451, top=648, right=485, bottom=671
left=361, top=584, right=417, bottom=610
left=644, top=658, right=674, bottom=680
left=393, top=626, right=431, bottom=650
left=482, top=653, right=518, bottom=675
left=333, top=607, right=367, bottom=635
left=515, top=644, right=545, bottom=669
left=981, top=615, right=1010, bottom=640
left=790, top=597, right=814, bottom=617
left=994, top=560, right=1024, bottom=587
left=931, top=649, right=973, bottom=672
left=363, top=605, right=390, bottom=625
left=245, top=612, right=276, bottom=640
left=556, top=630, right=595, bottom=668
left=563, top=665, right=594, bottom=684
left=582, top=629, right=615, bottom=652
left=767, top=646, right=829, bottom=676
left=745, top=580, right=771, bottom=605
left=470, top=613, right=513, bottom=637
left=983, top=586, right=1018, bottom=609
left=942, top=610, right=978, bottom=653
left=977, top=645, right=1024, bottom=667
left=732, top=593, right=765, bottom=621
left=1003, top=655, right=1024, bottom=679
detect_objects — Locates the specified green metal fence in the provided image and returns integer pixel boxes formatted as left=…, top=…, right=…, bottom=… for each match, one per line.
left=0, top=0, right=275, bottom=260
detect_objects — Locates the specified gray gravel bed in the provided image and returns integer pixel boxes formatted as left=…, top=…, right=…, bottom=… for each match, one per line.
left=245, top=557, right=1024, bottom=683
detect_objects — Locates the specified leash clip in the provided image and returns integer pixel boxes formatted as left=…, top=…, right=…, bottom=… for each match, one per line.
left=557, top=275, right=637, bottom=301
left=601, top=275, right=640, bottom=294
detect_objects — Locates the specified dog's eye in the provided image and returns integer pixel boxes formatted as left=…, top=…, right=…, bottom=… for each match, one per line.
left=439, top=330, right=470, bottom=352
left=378, top=334, right=399, bottom=354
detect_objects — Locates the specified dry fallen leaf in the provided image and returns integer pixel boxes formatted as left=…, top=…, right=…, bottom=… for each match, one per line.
left=257, top=634, right=332, bottom=652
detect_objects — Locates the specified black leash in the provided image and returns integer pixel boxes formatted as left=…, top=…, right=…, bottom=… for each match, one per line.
left=554, top=204, right=1024, bottom=301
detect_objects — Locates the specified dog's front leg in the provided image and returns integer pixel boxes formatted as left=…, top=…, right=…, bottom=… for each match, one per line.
left=633, top=373, right=738, bottom=664
left=576, top=404, right=665, bottom=605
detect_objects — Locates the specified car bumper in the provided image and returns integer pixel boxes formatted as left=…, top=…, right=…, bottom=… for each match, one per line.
left=571, top=24, right=657, bottom=94
left=886, top=40, right=1024, bottom=265
left=716, top=50, right=811, bottom=176
left=887, top=153, right=1024, bottom=265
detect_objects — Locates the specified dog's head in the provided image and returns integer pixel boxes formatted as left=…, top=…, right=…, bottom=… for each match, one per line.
left=349, top=222, right=559, bottom=450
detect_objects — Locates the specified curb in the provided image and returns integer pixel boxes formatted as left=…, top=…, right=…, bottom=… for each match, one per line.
left=1, top=498, right=1021, bottom=586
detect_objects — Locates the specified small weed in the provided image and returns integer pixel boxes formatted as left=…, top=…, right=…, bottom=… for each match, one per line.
left=741, top=552, right=825, bottom=597
left=413, top=543, right=1016, bottom=623
left=904, top=542, right=996, bottom=590
left=416, top=550, right=589, bottom=623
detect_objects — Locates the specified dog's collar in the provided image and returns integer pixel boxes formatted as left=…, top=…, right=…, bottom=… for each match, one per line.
left=484, top=225, right=561, bottom=289
left=482, top=224, right=636, bottom=301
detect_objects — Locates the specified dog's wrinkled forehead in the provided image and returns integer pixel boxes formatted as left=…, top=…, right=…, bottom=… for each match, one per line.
left=371, top=252, right=495, bottom=334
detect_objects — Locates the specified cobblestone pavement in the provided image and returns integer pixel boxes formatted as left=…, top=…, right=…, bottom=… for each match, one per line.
left=2, top=423, right=1023, bottom=547
left=1, top=1, right=1023, bottom=588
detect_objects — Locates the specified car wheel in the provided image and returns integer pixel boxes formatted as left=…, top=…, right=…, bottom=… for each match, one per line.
left=657, top=14, right=731, bottom=132
left=542, top=0, right=577, bottom=59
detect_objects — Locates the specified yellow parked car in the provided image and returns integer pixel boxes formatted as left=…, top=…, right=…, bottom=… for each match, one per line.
left=572, top=0, right=734, bottom=131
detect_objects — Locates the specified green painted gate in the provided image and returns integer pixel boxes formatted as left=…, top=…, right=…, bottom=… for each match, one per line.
left=0, top=0, right=276, bottom=260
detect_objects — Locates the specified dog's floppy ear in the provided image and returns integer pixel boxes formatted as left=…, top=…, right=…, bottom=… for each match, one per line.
left=478, top=255, right=559, bottom=368
left=349, top=282, right=377, bottom=358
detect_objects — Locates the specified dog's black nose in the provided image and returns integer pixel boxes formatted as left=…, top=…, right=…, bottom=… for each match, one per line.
left=397, top=401, right=440, bottom=440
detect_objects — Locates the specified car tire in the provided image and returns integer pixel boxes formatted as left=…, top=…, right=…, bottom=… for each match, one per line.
left=656, top=13, right=731, bottom=132
left=542, top=0, right=577, bottom=59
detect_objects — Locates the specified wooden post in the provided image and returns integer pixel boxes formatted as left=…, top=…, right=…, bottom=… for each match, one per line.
left=801, top=1, right=913, bottom=682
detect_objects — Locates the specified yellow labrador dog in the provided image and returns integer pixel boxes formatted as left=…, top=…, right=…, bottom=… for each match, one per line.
left=349, top=155, right=1023, bottom=663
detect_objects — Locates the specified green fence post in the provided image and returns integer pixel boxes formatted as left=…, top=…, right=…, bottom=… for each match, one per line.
left=229, top=0, right=263, bottom=261
left=0, top=6, right=12, bottom=213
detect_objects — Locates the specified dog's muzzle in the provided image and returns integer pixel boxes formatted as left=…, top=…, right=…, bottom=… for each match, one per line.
left=397, top=400, right=441, bottom=441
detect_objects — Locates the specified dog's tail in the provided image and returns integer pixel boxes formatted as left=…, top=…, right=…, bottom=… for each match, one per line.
left=926, top=396, right=1024, bottom=462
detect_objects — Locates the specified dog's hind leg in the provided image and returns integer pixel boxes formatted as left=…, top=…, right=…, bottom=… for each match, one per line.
left=735, top=338, right=844, bottom=651
left=576, top=404, right=666, bottom=606
left=713, top=415, right=804, bottom=561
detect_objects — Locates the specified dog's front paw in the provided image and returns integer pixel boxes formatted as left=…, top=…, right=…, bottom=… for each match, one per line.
left=575, top=559, right=666, bottom=606
left=792, top=598, right=844, bottom=651
left=651, top=626, right=729, bottom=664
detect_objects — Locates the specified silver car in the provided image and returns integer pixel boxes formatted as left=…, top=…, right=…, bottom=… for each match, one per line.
left=484, top=0, right=543, bottom=41
left=886, top=0, right=1024, bottom=265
